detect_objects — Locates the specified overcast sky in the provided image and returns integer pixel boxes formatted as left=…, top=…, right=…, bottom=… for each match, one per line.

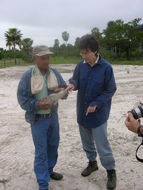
left=0, top=0, right=143, bottom=49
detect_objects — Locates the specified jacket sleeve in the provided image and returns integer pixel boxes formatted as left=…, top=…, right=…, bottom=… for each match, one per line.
left=69, top=63, right=80, bottom=91
left=17, top=71, right=39, bottom=112
left=89, top=65, right=117, bottom=109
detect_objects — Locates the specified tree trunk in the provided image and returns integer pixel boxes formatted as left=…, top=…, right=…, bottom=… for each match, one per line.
left=13, top=45, right=16, bottom=64
left=126, top=48, right=130, bottom=60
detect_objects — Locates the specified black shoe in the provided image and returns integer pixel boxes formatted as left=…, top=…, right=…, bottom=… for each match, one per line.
left=81, top=160, right=98, bottom=177
left=107, top=169, right=117, bottom=190
left=50, top=172, right=63, bottom=180
left=39, top=189, right=48, bottom=190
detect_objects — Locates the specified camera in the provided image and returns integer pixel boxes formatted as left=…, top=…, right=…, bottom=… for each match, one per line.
left=129, top=100, right=143, bottom=119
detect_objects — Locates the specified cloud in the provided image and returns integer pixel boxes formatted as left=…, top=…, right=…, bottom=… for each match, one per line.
left=0, top=0, right=143, bottom=48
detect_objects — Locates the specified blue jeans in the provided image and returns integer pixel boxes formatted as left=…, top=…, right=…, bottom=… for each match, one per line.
left=79, top=122, right=115, bottom=170
left=31, top=114, right=59, bottom=190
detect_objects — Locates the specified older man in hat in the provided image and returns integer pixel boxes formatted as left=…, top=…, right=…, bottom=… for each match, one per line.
left=17, top=45, right=67, bottom=190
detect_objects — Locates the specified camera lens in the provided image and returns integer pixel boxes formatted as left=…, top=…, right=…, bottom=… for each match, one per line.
left=129, top=105, right=143, bottom=119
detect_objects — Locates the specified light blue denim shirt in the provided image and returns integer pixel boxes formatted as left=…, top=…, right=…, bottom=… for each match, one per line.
left=35, top=74, right=51, bottom=114
left=17, top=67, right=67, bottom=125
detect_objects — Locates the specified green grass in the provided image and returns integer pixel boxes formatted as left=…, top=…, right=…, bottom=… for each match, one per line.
left=0, top=58, right=33, bottom=68
left=50, top=56, right=81, bottom=64
left=0, top=57, right=143, bottom=69
left=0, top=179, right=9, bottom=184
left=0, top=56, right=80, bottom=69
left=110, top=59, right=143, bottom=65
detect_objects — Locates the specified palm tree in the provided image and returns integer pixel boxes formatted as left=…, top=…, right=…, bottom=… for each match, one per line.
left=21, top=38, right=33, bottom=62
left=74, top=37, right=80, bottom=48
left=62, top=31, right=69, bottom=46
left=53, top=39, right=60, bottom=55
left=5, top=28, right=22, bottom=64
left=62, top=31, right=69, bottom=56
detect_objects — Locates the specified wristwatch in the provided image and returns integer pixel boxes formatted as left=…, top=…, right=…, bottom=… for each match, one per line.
left=137, top=125, right=143, bottom=137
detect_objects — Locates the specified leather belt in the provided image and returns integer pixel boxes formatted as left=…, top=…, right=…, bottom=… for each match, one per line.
left=35, top=113, right=52, bottom=118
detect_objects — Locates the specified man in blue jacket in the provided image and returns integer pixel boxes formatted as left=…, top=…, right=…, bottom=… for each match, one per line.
left=17, top=45, right=67, bottom=190
left=67, top=35, right=117, bottom=190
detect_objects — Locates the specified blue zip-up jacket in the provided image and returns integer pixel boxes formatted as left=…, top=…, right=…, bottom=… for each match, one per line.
left=69, top=55, right=117, bottom=128
left=17, top=67, right=67, bottom=125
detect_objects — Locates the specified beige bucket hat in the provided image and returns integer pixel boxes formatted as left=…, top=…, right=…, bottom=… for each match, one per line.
left=33, top=45, right=54, bottom=56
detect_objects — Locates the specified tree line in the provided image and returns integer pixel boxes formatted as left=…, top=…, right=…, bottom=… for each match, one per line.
left=0, top=18, right=143, bottom=65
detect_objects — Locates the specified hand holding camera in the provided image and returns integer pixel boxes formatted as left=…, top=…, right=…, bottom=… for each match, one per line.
left=129, top=100, right=143, bottom=120
left=125, top=101, right=143, bottom=162
left=125, top=112, right=140, bottom=133
left=126, top=100, right=143, bottom=135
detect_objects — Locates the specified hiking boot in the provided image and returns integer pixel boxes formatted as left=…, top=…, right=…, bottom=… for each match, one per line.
left=50, top=172, right=63, bottom=180
left=107, top=169, right=117, bottom=190
left=81, top=160, right=98, bottom=177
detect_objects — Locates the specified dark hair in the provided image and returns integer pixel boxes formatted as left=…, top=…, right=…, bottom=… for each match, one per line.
left=78, top=34, right=99, bottom=53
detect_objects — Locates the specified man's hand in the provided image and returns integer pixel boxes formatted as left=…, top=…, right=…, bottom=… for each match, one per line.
left=38, top=96, right=51, bottom=110
left=125, top=112, right=140, bottom=133
left=86, top=105, right=97, bottom=116
left=66, top=83, right=75, bottom=91
left=54, top=88, right=65, bottom=93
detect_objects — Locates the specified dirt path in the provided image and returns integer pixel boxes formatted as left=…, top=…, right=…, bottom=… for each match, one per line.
left=0, top=64, right=143, bottom=190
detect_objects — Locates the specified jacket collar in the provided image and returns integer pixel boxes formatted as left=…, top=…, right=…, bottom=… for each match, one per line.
left=83, top=54, right=102, bottom=66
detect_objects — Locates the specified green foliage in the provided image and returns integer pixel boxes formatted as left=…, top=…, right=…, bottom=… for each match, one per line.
left=52, top=39, right=60, bottom=55
left=5, top=28, right=23, bottom=64
left=62, top=31, right=69, bottom=45
left=5, top=28, right=22, bottom=49
left=0, top=179, right=9, bottom=184
left=74, top=37, right=81, bottom=48
left=0, top=18, right=143, bottom=68
left=21, top=38, right=33, bottom=62
left=0, top=48, right=4, bottom=59
left=102, top=18, right=143, bottom=59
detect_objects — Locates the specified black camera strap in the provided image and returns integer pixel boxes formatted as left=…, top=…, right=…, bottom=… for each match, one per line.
left=136, top=137, right=143, bottom=162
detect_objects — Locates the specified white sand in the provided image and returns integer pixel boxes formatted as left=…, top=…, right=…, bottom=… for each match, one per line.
left=0, top=64, right=143, bottom=190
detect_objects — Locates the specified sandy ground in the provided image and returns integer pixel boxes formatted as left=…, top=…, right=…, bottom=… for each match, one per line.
left=0, top=64, right=143, bottom=190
